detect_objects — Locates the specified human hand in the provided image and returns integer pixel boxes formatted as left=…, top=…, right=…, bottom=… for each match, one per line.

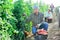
left=37, top=23, right=41, bottom=27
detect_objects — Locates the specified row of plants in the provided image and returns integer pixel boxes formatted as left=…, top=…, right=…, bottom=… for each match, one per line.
left=0, top=0, right=32, bottom=40
left=0, top=0, right=18, bottom=40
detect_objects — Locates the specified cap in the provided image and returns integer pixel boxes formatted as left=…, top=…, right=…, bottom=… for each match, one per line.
left=33, top=5, right=38, bottom=9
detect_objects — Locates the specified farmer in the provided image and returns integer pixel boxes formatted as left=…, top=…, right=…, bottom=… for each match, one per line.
left=26, top=6, right=48, bottom=40
left=50, top=4, right=54, bottom=13
left=45, top=9, right=53, bottom=23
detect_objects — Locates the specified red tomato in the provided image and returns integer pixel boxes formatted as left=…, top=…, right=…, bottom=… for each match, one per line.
left=37, top=29, right=48, bottom=35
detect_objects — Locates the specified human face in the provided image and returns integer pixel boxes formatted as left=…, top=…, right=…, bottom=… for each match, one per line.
left=34, top=9, right=39, bottom=15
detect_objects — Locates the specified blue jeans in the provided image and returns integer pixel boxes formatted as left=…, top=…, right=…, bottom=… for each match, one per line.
left=32, top=22, right=48, bottom=35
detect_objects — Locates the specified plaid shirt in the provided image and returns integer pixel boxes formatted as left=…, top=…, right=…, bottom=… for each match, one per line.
left=27, top=12, right=44, bottom=26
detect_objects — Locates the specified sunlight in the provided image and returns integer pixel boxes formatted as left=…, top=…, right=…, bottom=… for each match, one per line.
left=24, top=0, right=60, bottom=7
left=43, top=0, right=60, bottom=7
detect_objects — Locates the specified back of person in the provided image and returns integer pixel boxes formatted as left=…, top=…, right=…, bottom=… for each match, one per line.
left=50, top=4, right=54, bottom=13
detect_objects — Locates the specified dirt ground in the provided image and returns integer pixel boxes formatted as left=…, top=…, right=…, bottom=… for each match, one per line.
left=47, top=22, right=60, bottom=40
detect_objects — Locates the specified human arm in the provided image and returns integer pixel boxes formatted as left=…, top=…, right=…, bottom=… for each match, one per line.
left=25, top=14, right=33, bottom=23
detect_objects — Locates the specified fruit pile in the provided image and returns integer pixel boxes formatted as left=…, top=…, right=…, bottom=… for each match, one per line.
left=37, top=29, right=48, bottom=35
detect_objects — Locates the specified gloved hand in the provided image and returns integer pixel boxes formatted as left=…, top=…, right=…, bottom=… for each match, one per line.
left=37, top=23, right=41, bottom=27
left=36, top=23, right=41, bottom=28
